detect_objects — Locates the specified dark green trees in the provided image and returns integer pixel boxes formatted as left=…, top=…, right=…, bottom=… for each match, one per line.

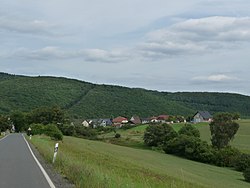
left=143, top=124, right=177, bottom=147
left=178, top=124, right=200, bottom=138
left=210, top=113, right=239, bottom=149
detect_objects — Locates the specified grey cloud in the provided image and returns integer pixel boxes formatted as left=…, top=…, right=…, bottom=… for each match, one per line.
left=141, top=16, right=250, bottom=58
left=9, top=47, right=130, bottom=63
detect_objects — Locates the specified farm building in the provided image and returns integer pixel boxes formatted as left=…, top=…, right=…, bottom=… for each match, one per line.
left=193, top=111, right=213, bottom=123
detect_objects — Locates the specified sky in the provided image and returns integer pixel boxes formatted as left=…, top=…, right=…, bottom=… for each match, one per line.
left=1, top=0, right=250, bottom=95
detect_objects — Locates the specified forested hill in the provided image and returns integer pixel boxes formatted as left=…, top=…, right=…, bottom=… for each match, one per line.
left=1, top=72, right=250, bottom=118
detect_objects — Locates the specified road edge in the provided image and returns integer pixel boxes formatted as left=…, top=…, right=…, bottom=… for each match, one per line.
left=0, top=134, right=9, bottom=142
left=22, top=134, right=56, bottom=188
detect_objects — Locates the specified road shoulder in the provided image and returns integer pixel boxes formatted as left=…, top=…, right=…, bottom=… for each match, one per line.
left=27, top=139, right=75, bottom=188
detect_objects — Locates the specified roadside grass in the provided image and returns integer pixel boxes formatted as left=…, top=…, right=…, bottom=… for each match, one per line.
left=29, top=135, right=250, bottom=188
left=29, top=135, right=202, bottom=188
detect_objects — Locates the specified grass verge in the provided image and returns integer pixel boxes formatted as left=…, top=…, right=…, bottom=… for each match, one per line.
left=29, top=135, right=250, bottom=188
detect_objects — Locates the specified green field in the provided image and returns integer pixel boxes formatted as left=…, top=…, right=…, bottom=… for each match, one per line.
left=101, top=120, right=250, bottom=153
left=30, top=133, right=250, bottom=188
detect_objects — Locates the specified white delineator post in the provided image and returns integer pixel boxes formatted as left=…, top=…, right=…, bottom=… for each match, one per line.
left=52, top=143, right=59, bottom=163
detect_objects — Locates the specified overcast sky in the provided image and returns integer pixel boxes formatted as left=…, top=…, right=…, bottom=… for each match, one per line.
left=1, top=0, right=250, bottom=95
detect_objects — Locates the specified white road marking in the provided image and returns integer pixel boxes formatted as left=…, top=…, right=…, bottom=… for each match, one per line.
left=22, top=134, right=56, bottom=188
left=0, top=134, right=9, bottom=142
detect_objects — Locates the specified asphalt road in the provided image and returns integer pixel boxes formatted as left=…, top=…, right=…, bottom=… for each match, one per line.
left=0, top=134, right=53, bottom=188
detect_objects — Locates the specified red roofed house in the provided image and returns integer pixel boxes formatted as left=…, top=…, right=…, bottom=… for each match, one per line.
left=130, top=116, right=142, bottom=125
left=112, top=116, right=128, bottom=127
left=157, top=115, right=169, bottom=123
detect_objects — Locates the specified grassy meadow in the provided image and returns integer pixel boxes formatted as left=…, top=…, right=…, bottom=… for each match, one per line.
left=30, top=135, right=249, bottom=187
left=100, top=120, right=250, bottom=153
left=28, top=120, right=250, bottom=187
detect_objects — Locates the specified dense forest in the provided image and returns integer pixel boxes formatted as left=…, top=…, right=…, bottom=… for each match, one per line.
left=1, top=72, right=250, bottom=119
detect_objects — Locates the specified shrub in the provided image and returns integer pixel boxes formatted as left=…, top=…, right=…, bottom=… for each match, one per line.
left=234, top=153, right=250, bottom=171
left=178, top=124, right=200, bottom=138
left=115, top=133, right=121, bottom=138
left=213, top=147, right=240, bottom=167
left=164, top=134, right=196, bottom=156
left=44, top=124, right=63, bottom=141
left=144, top=124, right=178, bottom=147
left=243, top=168, right=250, bottom=182
left=30, top=123, right=45, bottom=135
left=163, top=134, right=215, bottom=164
left=192, top=140, right=215, bottom=164
left=75, top=126, right=97, bottom=140
left=60, top=124, right=76, bottom=136
left=120, top=124, right=135, bottom=130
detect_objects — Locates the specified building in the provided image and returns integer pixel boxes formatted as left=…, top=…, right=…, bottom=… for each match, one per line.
left=193, top=111, right=213, bottom=123
left=130, top=116, right=142, bottom=125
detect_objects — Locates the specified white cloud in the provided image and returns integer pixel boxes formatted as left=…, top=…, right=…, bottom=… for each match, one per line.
left=0, top=17, right=57, bottom=36
left=192, top=74, right=240, bottom=82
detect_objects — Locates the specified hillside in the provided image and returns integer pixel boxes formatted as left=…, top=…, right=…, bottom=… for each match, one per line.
left=1, top=72, right=250, bottom=118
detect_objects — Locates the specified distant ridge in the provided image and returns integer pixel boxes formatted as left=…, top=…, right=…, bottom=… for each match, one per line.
left=1, top=72, right=250, bottom=118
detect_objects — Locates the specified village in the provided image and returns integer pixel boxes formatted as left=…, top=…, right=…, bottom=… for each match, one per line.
left=81, top=111, right=213, bottom=128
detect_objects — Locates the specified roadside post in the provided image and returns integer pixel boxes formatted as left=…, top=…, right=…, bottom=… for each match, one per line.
left=52, top=143, right=59, bottom=163
left=28, top=127, right=32, bottom=139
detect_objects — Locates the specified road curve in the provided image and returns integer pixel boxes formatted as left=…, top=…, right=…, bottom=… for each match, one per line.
left=0, top=134, right=53, bottom=188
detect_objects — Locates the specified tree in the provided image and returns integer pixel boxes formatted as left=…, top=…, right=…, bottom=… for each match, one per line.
left=209, top=113, right=239, bottom=149
left=27, top=106, right=66, bottom=125
left=144, top=124, right=177, bottom=147
left=243, top=168, right=250, bottom=183
left=232, top=112, right=240, bottom=120
left=178, top=124, right=200, bottom=138
left=0, top=115, right=9, bottom=132
left=10, top=111, right=27, bottom=132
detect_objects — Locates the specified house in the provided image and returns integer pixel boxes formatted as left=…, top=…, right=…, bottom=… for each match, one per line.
left=150, top=116, right=159, bottom=123
left=141, top=118, right=150, bottom=124
left=82, top=120, right=90, bottom=128
left=112, top=116, right=128, bottom=126
left=157, top=115, right=169, bottom=123
left=130, top=116, right=141, bottom=125
left=193, top=111, right=213, bottom=123
left=88, top=119, right=99, bottom=128
left=99, top=119, right=113, bottom=127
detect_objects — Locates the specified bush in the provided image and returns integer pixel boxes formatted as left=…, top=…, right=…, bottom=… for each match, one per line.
left=234, top=153, right=250, bottom=171
left=60, top=124, right=76, bottom=136
left=30, top=123, right=45, bottom=135
left=243, top=168, right=250, bottom=182
left=120, top=124, right=135, bottom=130
left=213, top=147, right=240, bottom=167
left=178, top=124, right=200, bottom=138
left=163, top=134, right=214, bottom=163
left=115, top=133, right=121, bottom=138
left=144, top=124, right=178, bottom=147
left=44, top=124, right=63, bottom=141
left=75, top=126, right=97, bottom=140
